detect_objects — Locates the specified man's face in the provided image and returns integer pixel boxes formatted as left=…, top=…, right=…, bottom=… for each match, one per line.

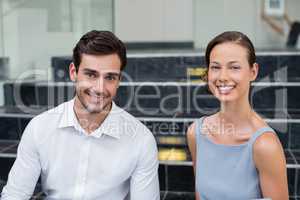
left=69, top=53, right=121, bottom=114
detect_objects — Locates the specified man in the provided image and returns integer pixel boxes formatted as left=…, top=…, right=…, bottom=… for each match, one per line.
left=1, top=30, right=160, bottom=200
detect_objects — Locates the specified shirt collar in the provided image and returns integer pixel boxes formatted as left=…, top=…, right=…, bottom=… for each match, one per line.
left=91, top=102, right=122, bottom=139
left=58, top=98, right=76, bottom=128
left=58, top=99, right=122, bottom=139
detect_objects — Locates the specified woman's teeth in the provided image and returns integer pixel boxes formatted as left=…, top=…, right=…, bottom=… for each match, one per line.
left=217, top=86, right=234, bottom=94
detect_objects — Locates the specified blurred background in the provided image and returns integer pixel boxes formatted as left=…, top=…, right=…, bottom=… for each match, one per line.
left=0, top=0, right=298, bottom=79
left=0, top=0, right=300, bottom=199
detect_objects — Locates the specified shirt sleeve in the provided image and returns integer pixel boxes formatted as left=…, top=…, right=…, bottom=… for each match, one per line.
left=130, top=129, right=160, bottom=200
left=1, top=118, right=41, bottom=200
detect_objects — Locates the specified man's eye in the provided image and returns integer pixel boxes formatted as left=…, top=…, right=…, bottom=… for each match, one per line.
left=86, top=73, right=96, bottom=78
left=106, top=75, right=117, bottom=80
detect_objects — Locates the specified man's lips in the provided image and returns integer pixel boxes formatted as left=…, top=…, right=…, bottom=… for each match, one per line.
left=85, top=91, right=108, bottom=101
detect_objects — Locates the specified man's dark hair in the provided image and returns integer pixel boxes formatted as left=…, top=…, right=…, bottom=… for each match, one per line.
left=73, top=30, right=127, bottom=72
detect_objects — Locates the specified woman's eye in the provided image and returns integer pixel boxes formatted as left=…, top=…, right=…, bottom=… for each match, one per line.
left=231, top=66, right=240, bottom=70
left=210, top=66, right=220, bottom=70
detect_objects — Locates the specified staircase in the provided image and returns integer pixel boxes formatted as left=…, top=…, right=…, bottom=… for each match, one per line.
left=1, top=50, right=300, bottom=199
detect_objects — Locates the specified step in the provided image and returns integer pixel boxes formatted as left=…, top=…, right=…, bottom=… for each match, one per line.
left=0, top=137, right=299, bottom=167
left=51, top=52, right=300, bottom=82
left=0, top=110, right=300, bottom=149
left=0, top=145, right=299, bottom=197
left=3, top=81, right=300, bottom=120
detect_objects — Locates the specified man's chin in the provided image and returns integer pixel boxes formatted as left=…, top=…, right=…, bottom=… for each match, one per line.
left=75, top=95, right=112, bottom=114
left=85, top=102, right=111, bottom=114
left=86, top=109, right=104, bottom=114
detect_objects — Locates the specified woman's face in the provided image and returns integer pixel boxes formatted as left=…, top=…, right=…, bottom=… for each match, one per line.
left=207, top=42, right=258, bottom=103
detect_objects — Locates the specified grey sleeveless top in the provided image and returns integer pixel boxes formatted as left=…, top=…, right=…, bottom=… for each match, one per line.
left=195, top=117, right=275, bottom=200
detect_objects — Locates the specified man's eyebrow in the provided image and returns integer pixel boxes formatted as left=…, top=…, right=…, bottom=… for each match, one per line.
left=82, top=68, right=98, bottom=74
left=82, top=68, right=120, bottom=76
left=106, top=72, right=121, bottom=76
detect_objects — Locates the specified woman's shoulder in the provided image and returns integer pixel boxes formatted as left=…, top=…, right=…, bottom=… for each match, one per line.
left=253, top=128, right=284, bottom=168
left=186, top=116, right=203, bottom=141
left=253, top=130, right=281, bottom=154
left=186, top=114, right=215, bottom=141
left=250, top=113, right=277, bottom=146
left=186, top=120, right=197, bottom=142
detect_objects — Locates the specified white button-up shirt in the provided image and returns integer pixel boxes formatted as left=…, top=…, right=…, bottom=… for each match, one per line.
left=1, top=99, right=160, bottom=200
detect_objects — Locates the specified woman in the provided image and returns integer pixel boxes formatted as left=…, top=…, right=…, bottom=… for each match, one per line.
left=187, top=31, right=288, bottom=200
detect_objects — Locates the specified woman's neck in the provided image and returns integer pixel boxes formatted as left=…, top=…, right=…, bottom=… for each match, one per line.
left=218, top=98, right=254, bottom=126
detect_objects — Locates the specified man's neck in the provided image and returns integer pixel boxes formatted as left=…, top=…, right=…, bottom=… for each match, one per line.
left=73, top=98, right=112, bottom=134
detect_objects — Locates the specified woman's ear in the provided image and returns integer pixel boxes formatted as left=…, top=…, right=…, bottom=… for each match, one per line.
left=250, top=63, right=259, bottom=82
left=69, top=62, right=77, bottom=82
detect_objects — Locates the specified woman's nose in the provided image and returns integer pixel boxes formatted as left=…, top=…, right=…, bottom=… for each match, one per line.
left=218, top=68, right=229, bottom=81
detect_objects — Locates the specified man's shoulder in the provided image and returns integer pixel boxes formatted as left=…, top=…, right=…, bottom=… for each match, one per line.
left=30, top=101, right=69, bottom=127
left=20, top=101, right=70, bottom=145
left=114, top=105, right=153, bottom=139
left=116, top=106, right=141, bottom=124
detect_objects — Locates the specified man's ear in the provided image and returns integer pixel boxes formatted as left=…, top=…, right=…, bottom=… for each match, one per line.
left=69, top=62, right=77, bottom=82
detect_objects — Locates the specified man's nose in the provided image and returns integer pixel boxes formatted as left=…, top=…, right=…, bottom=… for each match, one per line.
left=93, top=77, right=106, bottom=93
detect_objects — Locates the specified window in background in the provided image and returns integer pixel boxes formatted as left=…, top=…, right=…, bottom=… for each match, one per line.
left=0, top=0, right=113, bottom=80
left=264, top=0, right=285, bottom=17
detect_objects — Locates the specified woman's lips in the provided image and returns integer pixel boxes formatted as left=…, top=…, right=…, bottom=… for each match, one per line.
left=217, top=85, right=235, bottom=94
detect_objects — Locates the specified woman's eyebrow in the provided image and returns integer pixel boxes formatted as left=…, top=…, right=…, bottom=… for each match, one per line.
left=210, top=61, right=220, bottom=65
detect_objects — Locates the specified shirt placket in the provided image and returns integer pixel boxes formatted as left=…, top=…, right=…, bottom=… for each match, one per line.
left=73, top=134, right=91, bottom=200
